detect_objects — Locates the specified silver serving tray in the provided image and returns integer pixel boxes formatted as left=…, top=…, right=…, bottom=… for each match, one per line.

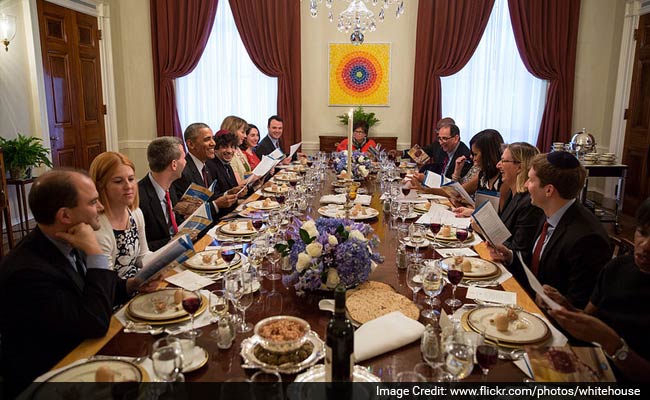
left=292, top=364, right=381, bottom=382
left=240, top=330, right=324, bottom=374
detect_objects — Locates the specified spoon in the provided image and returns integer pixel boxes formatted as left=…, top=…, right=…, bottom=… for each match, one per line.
left=498, top=348, right=525, bottom=360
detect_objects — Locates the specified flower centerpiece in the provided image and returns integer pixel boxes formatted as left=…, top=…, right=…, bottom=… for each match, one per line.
left=278, top=218, right=383, bottom=295
left=333, top=150, right=371, bottom=180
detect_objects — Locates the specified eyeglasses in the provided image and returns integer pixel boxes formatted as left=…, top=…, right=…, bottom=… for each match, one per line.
left=499, top=159, right=520, bottom=164
left=437, top=136, right=454, bottom=142
left=353, top=130, right=366, bottom=134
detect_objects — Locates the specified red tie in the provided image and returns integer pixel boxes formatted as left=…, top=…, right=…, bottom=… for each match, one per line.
left=165, top=191, right=178, bottom=234
left=531, top=221, right=549, bottom=275
left=201, top=165, right=209, bottom=187
left=441, top=154, right=450, bottom=175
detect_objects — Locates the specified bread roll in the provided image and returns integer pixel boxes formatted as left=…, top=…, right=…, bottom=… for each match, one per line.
left=494, top=313, right=509, bottom=332
left=440, top=225, right=451, bottom=237
left=95, top=366, right=117, bottom=382
left=461, top=259, right=472, bottom=272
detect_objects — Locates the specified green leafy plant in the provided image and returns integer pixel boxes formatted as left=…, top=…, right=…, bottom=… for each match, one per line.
left=337, top=106, right=380, bottom=128
left=0, top=133, right=53, bottom=178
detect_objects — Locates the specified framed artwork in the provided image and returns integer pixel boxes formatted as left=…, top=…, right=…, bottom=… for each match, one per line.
left=328, top=43, right=390, bottom=106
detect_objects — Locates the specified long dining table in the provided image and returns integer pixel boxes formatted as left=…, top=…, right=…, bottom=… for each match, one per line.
left=52, top=170, right=542, bottom=382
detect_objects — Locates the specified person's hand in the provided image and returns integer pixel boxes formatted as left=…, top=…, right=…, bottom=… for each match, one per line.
left=408, top=176, right=424, bottom=190
left=56, top=223, right=102, bottom=255
left=228, top=184, right=248, bottom=198
left=281, top=157, right=292, bottom=165
left=454, top=156, right=467, bottom=175
left=388, top=149, right=398, bottom=159
left=487, top=242, right=513, bottom=265
left=452, top=206, right=473, bottom=218
left=548, top=307, right=621, bottom=354
left=214, top=194, right=238, bottom=208
left=541, top=285, right=578, bottom=311
left=414, top=172, right=425, bottom=182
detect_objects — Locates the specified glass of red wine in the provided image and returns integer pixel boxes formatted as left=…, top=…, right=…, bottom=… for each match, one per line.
left=455, top=227, right=469, bottom=248
left=401, top=186, right=411, bottom=197
left=221, top=248, right=237, bottom=267
left=251, top=216, right=264, bottom=232
left=182, top=289, right=202, bottom=338
left=289, top=180, right=297, bottom=188
left=476, top=333, right=499, bottom=381
left=399, top=170, right=407, bottom=179
left=445, top=264, right=464, bottom=311
left=275, top=194, right=286, bottom=206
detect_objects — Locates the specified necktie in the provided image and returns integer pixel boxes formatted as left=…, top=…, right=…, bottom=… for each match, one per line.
left=201, top=165, right=209, bottom=187
left=441, top=154, right=450, bottom=176
left=165, top=191, right=178, bottom=234
left=531, top=221, right=549, bottom=276
left=70, top=249, right=86, bottom=279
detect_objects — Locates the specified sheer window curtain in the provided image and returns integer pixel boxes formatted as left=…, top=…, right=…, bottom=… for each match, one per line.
left=176, top=0, right=278, bottom=136
left=441, top=0, right=547, bottom=145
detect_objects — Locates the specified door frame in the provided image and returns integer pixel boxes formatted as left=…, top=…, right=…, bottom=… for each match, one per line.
left=607, top=0, right=650, bottom=208
left=23, top=0, right=119, bottom=162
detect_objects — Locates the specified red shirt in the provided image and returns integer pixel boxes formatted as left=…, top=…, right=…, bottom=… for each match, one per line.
left=336, top=138, right=377, bottom=153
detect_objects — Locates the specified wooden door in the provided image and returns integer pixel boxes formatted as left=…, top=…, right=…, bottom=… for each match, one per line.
left=622, top=13, right=650, bottom=213
left=37, top=0, right=106, bottom=170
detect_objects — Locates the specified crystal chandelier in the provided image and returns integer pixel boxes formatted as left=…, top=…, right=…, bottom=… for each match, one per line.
left=308, top=0, right=405, bottom=45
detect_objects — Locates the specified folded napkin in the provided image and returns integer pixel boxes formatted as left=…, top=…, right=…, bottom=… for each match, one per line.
left=354, top=311, right=425, bottom=362
left=320, top=194, right=371, bottom=206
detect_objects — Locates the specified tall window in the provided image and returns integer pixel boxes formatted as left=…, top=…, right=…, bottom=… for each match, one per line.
left=441, top=0, right=547, bottom=145
left=176, top=0, right=278, bottom=136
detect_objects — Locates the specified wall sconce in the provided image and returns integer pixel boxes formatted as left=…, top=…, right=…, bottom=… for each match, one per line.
left=0, top=14, right=17, bottom=52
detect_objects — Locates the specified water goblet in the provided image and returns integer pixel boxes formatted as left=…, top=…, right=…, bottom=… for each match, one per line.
left=442, top=329, right=474, bottom=382
left=445, top=264, right=464, bottom=312
left=209, top=289, right=228, bottom=339
left=266, top=248, right=282, bottom=281
left=234, top=269, right=254, bottom=332
left=421, top=261, right=444, bottom=320
left=420, top=324, right=443, bottom=372
left=406, top=260, right=423, bottom=303
left=409, top=223, right=426, bottom=260
left=151, top=336, right=185, bottom=382
left=182, top=289, right=202, bottom=338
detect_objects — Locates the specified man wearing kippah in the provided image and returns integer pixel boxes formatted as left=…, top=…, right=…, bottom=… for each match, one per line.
left=490, top=152, right=611, bottom=309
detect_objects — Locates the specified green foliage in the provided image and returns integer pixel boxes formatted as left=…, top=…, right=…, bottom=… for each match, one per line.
left=0, top=133, right=53, bottom=171
left=337, top=106, right=380, bottom=128
left=274, top=239, right=294, bottom=257
left=299, top=229, right=315, bottom=245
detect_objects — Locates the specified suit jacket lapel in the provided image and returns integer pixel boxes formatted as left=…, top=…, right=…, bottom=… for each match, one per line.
left=539, top=203, right=576, bottom=267
left=185, top=154, right=204, bottom=187
left=144, top=177, right=168, bottom=234
left=35, top=228, right=85, bottom=292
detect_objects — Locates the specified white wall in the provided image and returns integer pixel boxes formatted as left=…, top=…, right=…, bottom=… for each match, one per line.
left=300, top=0, right=419, bottom=153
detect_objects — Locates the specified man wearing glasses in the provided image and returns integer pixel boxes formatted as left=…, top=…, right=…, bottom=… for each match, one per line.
left=420, top=123, right=471, bottom=180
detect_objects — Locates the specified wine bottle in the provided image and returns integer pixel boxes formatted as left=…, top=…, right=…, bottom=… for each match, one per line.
left=325, top=285, right=354, bottom=382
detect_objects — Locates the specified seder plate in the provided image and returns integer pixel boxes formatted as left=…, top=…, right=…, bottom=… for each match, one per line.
left=240, top=330, right=324, bottom=374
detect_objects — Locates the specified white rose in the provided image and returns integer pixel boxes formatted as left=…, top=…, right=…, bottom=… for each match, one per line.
left=296, top=252, right=312, bottom=272
left=325, top=268, right=340, bottom=289
left=301, top=220, right=319, bottom=238
left=349, top=229, right=366, bottom=242
left=358, top=155, right=366, bottom=163
left=328, top=234, right=339, bottom=246
left=305, top=242, right=323, bottom=258
left=358, top=165, right=368, bottom=177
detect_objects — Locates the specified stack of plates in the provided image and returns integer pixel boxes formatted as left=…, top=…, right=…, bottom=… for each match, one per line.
left=598, top=153, right=616, bottom=165
left=185, top=249, right=243, bottom=274
left=439, top=256, right=502, bottom=281
left=462, top=306, right=552, bottom=348
left=550, top=142, right=566, bottom=152
left=582, top=153, right=599, bottom=165
left=125, top=289, right=208, bottom=325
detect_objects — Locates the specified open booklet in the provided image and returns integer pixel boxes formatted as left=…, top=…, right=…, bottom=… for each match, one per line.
left=135, top=233, right=194, bottom=287
left=172, top=183, right=214, bottom=216
left=441, top=181, right=475, bottom=207
left=176, top=202, right=213, bottom=241
left=267, top=142, right=302, bottom=162
left=472, top=200, right=511, bottom=246
left=423, top=171, right=444, bottom=188
left=407, top=144, right=430, bottom=165
left=367, top=143, right=382, bottom=158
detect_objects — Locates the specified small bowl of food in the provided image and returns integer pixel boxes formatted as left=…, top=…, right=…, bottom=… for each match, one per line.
left=254, top=316, right=311, bottom=353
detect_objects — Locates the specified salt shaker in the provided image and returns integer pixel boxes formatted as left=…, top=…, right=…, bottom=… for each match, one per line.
left=216, top=315, right=236, bottom=349
left=396, top=245, right=407, bottom=270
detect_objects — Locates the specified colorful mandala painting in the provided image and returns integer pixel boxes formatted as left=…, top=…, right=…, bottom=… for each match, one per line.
left=329, top=43, right=390, bottom=106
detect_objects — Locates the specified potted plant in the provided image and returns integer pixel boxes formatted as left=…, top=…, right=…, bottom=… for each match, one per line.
left=337, top=106, right=380, bottom=128
left=0, top=133, right=53, bottom=179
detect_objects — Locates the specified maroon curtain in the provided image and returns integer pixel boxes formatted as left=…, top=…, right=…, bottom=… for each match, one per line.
left=228, top=0, right=301, bottom=152
left=410, top=0, right=495, bottom=147
left=150, top=0, right=218, bottom=137
left=508, top=0, right=581, bottom=152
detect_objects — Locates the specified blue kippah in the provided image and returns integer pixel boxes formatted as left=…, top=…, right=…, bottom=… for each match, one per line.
left=546, top=151, right=580, bottom=169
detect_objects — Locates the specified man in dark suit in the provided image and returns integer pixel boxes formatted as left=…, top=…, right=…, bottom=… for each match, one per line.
left=255, top=115, right=294, bottom=164
left=419, top=123, right=472, bottom=180
left=395, top=116, right=454, bottom=164
left=139, top=137, right=187, bottom=251
left=171, top=122, right=238, bottom=219
left=0, top=170, right=118, bottom=396
left=207, top=132, right=253, bottom=215
left=490, top=152, right=611, bottom=309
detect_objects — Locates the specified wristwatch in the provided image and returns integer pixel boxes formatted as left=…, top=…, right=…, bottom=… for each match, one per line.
left=609, top=338, right=629, bottom=361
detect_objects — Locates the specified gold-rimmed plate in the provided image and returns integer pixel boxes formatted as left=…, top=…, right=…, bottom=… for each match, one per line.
left=463, top=306, right=551, bottom=346
left=317, top=205, right=379, bottom=220
left=219, top=220, right=258, bottom=235
left=42, top=359, right=148, bottom=382
left=263, top=185, right=290, bottom=194
left=426, top=230, right=474, bottom=242
left=184, top=250, right=242, bottom=271
left=439, top=256, right=500, bottom=278
left=274, top=173, right=299, bottom=182
left=126, top=290, right=208, bottom=323
left=247, top=200, right=280, bottom=211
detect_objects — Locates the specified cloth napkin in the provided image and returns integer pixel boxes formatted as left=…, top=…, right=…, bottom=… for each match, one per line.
left=320, top=194, right=372, bottom=206
left=354, top=311, right=425, bottom=362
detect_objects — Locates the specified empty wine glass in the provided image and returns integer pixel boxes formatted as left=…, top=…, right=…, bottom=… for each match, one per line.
left=151, top=336, right=184, bottom=382
left=209, top=289, right=228, bottom=339
left=445, top=263, right=464, bottom=312
left=182, top=289, right=202, bottom=338
left=406, top=259, right=423, bottom=303
left=398, top=202, right=413, bottom=225
left=421, top=261, right=444, bottom=320
left=266, top=247, right=282, bottom=280
left=235, top=268, right=255, bottom=333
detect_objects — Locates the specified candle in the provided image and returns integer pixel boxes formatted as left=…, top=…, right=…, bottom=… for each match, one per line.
left=347, top=108, right=353, bottom=176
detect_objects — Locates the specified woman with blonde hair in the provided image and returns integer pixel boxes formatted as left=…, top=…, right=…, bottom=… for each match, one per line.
left=220, top=115, right=251, bottom=183
left=89, top=152, right=150, bottom=285
left=496, top=142, right=544, bottom=252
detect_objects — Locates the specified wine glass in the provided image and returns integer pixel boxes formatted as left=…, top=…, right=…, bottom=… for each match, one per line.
left=421, top=324, right=443, bottom=373
left=251, top=214, right=264, bottom=232
left=235, top=268, right=255, bottom=332
left=409, top=223, right=426, bottom=261
left=398, top=202, right=413, bottom=225
left=442, top=329, right=474, bottom=382
left=476, top=334, right=499, bottom=382
left=406, top=260, right=423, bottom=303
left=266, top=247, right=282, bottom=280
left=209, top=289, right=228, bottom=338
left=221, top=248, right=237, bottom=269
left=445, top=264, right=464, bottom=312
left=429, top=222, right=441, bottom=247
left=182, top=289, right=202, bottom=338
left=401, top=185, right=411, bottom=197
left=455, top=227, right=469, bottom=248
left=151, top=336, right=184, bottom=382
left=421, top=261, right=444, bottom=320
